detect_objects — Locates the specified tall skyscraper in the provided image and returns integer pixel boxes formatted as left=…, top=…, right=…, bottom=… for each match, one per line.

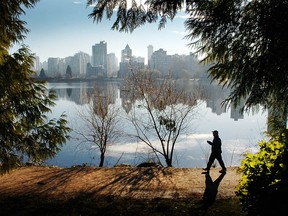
left=150, top=48, right=168, bottom=74
left=107, top=53, right=118, bottom=78
left=147, top=45, right=153, bottom=66
left=58, top=58, right=66, bottom=76
left=92, top=41, right=107, bottom=76
left=121, top=44, right=132, bottom=63
left=32, top=56, right=40, bottom=73
left=69, top=52, right=91, bottom=78
left=47, top=57, right=59, bottom=77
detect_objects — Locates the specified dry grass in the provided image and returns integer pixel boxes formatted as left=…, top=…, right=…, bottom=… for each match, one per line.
left=0, top=166, right=245, bottom=215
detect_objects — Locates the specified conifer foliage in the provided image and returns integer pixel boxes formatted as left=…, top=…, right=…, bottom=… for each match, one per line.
left=0, top=0, right=71, bottom=172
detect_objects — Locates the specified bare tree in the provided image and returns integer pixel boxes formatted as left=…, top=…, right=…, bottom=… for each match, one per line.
left=76, top=86, right=121, bottom=167
left=122, top=69, right=201, bottom=167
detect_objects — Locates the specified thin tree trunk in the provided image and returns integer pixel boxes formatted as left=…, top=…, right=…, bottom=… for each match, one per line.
left=99, top=152, right=105, bottom=167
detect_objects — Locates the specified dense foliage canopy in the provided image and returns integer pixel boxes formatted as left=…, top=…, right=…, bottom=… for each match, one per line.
left=0, top=0, right=71, bottom=172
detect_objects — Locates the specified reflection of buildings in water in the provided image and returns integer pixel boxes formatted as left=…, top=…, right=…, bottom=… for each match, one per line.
left=53, top=83, right=86, bottom=104
left=120, top=89, right=133, bottom=113
left=55, top=81, right=118, bottom=106
left=66, top=82, right=88, bottom=105
left=66, top=88, right=72, bottom=98
left=201, top=80, right=229, bottom=116
left=87, top=81, right=118, bottom=107
left=197, top=79, right=245, bottom=120
left=206, top=97, right=227, bottom=115
left=53, top=80, right=248, bottom=120
left=230, top=99, right=244, bottom=121
left=54, top=88, right=66, bottom=99
left=105, top=81, right=118, bottom=104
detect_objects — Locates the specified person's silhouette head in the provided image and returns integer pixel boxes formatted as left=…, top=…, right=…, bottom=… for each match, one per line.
left=212, top=130, right=219, bottom=137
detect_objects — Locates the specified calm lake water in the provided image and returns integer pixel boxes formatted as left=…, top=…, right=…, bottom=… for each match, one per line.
left=45, top=80, right=268, bottom=168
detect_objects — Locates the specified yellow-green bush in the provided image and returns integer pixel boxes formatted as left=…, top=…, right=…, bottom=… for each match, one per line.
left=236, top=131, right=288, bottom=215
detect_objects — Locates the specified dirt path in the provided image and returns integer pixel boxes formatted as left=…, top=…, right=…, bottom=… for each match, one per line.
left=0, top=166, right=240, bottom=201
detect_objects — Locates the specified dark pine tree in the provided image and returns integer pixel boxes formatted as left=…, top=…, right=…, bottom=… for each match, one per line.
left=38, top=68, right=47, bottom=80
left=66, top=65, right=72, bottom=78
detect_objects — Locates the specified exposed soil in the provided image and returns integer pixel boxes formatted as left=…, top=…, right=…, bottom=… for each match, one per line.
left=0, top=166, right=240, bottom=200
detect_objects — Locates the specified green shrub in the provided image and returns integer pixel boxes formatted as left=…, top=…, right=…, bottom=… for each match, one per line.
left=236, top=131, right=288, bottom=215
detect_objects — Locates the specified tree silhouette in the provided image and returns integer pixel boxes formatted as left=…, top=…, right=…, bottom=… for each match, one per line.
left=66, top=65, right=72, bottom=78
left=76, top=85, right=121, bottom=167
left=38, top=68, right=47, bottom=79
left=122, top=69, right=200, bottom=167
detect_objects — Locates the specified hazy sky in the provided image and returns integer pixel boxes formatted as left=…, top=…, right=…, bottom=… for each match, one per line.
left=15, top=0, right=193, bottom=63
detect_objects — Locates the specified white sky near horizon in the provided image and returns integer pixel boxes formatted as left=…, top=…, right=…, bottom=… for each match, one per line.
left=13, top=0, right=193, bottom=63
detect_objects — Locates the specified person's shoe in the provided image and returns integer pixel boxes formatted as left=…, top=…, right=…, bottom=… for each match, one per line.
left=219, top=168, right=227, bottom=173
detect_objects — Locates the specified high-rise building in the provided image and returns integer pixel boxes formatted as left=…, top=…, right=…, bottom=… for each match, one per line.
left=92, top=41, right=107, bottom=76
left=71, top=52, right=91, bottom=77
left=42, top=61, right=48, bottom=71
left=150, top=48, right=168, bottom=74
left=121, top=44, right=132, bottom=63
left=107, top=53, right=118, bottom=78
left=62, top=52, right=90, bottom=78
left=58, top=58, right=66, bottom=76
left=118, top=44, right=146, bottom=78
left=32, top=56, right=40, bottom=73
left=47, top=57, right=59, bottom=77
left=147, top=45, right=153, bottom=66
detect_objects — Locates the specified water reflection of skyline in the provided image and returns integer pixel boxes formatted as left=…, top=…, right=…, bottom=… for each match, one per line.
left=46, top=80, right=267, bottom=168
left=48, top=79, right=248, bottom=121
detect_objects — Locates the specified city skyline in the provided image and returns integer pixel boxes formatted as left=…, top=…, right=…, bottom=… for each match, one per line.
left=40, top=42, right=204, bottom=79
left=10, top=0, right=193, bottom=64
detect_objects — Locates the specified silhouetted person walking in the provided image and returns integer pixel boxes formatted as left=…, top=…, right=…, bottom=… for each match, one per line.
left=203, top=130, right=226, bottom=173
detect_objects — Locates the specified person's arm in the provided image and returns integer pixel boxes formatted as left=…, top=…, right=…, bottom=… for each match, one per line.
left=207, top=140, right=212, bottom=145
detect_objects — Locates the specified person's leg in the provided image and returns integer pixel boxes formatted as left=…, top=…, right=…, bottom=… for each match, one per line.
left=216, top=154, right=226, bottom=172
left=205, top=154, right=216, bottom=170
